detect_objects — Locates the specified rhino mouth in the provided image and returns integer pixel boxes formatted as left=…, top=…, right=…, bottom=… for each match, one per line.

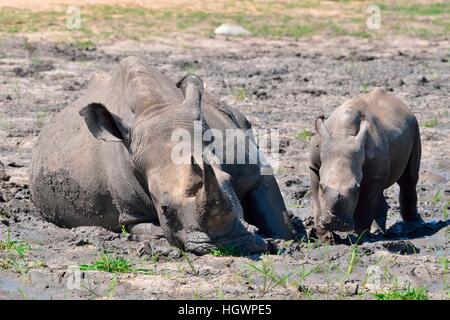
left=183, top=218, right=268, bottom=255
left=320, top=212, right=354, bottom=232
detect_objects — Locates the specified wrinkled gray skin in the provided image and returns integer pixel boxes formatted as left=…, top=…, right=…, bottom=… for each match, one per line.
left=309, top=88, right=422, bottom=239
left=30, top=56, right=294, bottom=254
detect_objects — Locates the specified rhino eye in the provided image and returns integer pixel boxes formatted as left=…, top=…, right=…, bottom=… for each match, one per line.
left=185, top=181, right=203, bottom=197
left=350, top=183, right=361, bottom=193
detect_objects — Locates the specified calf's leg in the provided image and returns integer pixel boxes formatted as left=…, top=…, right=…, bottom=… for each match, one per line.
left=310, top=166, right=333, bottom=241
left=353, top=184, right=384, bottom=236
left=373, top=194, right=388, bottom=234
left=397, top=130, right=421, bottom=222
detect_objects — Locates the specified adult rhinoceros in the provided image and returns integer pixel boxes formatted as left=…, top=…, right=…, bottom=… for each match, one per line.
left=30, top=56, right=293, bottom=254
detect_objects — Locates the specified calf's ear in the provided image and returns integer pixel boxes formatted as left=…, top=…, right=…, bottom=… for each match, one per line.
left=79, top=103, right=130, bottom=145
left=315, top=115, right=330, bottom=139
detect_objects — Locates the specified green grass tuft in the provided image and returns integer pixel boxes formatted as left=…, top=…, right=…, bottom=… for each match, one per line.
left=347, top=231, right=367, bottom=275
left=80, top=252, right=133, bottom=273
left=432, top=189, right=442, bottom=204
left=120, top=224, right=129, bottom=237
left=361, top=82, right=369, bottom=93
left=0, top=119, right=12, bottom=131
left=373, top=287, right=428, bottom=300
left=296, top=129, right=312, bottom=142
left=210, top=245, right=241, bottom=257
left=246, top=255, right=293, bottom=294
left=232, top=87, right=247, bottom=101
left=0, top=228, right=30, bottom=256
left=72, top=39, right=96, bottom=49
left=378, top=3, right=450, bottom=16
left=423, top=117, right=438, bottom=128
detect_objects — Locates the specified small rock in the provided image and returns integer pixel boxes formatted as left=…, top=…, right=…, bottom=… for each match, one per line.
left=168, top=249, right=182, bottom=259
left=14, top=188, right=30, bottom=200
left=298, top=284, right=313, bottom=294
left=151, top=244, right=182, bottom=259
left=214, top=24, right=251, bottom=37
left=13, top=67, right=26, bottom=77
left=412, top=266, right=431, bottom=280
left=285, top=178, right=301, bottom=187
left=137, top=240, right=153, bottom=257
left=365, top=265, right=383, bottom=291
left=293, top=188, right=308, bottom=200
left=343, top=280, right=359, bottom=296
left=8, top=162, right=25, bottom=168
left=382, top=240, right=419, bottom=255
left=0, top=171, right=10, bottom=182
left=418, top=76, right=428, bottom=85
left=0, top=216, right=9, bottom=226
left=75, top=239, right=90, bottom=246
left=395, top=276, right=415, bottom=290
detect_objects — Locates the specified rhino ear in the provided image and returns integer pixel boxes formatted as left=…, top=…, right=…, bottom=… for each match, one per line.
left=79, top=103, right=130, bottom=145
left=177, top=75, right=204, bottom=121
left=315, top=115, right=330, bottom=139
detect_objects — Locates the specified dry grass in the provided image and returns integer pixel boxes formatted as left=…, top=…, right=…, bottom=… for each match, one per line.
left=0, top=0, right=448, bottom=43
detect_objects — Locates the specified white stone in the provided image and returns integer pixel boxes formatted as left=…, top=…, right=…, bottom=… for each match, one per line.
left=214, top=24, right=251, bottom=37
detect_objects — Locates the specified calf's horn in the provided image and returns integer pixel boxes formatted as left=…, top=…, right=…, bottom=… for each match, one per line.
left=315, top=115, right=331, bottom=139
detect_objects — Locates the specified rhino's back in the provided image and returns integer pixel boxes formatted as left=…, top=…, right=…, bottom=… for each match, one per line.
left=329, top=88, right=415, bottom=139
left=30, top=74, right=119, bottom=229
left=361, top=88, right=417, bottom=139
left=327, top=88, right=419, bottom=187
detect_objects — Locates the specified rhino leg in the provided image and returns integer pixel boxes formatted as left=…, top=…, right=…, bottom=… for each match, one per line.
left=397, top=172, right=420, bottom=222
left=310, top=165, right=330, bottom=239
left=372, top=194, right=388, bottom=234
left=353, top=184, right=383, bottom=236
left=397, top=136, right=421, bottom=222
left=128, top=222, right=164, bottom=241
left=242, top=175, right=294, bottom=240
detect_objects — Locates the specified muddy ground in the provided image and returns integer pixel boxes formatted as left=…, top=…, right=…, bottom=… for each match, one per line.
left=0, top=35, right=449, bottom=299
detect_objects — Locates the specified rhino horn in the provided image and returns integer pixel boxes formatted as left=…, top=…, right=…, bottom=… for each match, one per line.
left=176, top=75, right=204, bottom=121
left=315, top=115, right=331, bottom=139
left=202, top=158, right=221, bottom=203
left=355, top=118, right=370, bottom=146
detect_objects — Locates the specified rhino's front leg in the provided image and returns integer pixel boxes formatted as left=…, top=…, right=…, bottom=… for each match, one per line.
left=310, top=165, right=333, bottom=241
left=242, top=175, right=294, bottom=240
left=353, top=183, right=384, bottom=236
left=373, top=194, right=388, bottom=235
left=128, top=222, right=164, bottom=241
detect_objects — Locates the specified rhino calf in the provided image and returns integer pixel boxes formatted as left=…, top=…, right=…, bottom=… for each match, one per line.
left=309, top=88, right=422, bottom=238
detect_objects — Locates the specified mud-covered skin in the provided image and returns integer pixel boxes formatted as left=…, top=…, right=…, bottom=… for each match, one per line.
left=310, top=88, right=422, bottom=238
left=29, top=56, right=294, bottom=254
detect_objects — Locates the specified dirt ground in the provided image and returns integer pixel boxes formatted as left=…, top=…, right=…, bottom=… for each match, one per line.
left=0, top=33, right=449, bottom=299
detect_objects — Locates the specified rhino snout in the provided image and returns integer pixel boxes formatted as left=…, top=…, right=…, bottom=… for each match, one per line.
left=184, top=219, right=267, bottom=255
left=319, top=186, right=358, bottom=231
left=320, top=210, right=354, bottom=232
